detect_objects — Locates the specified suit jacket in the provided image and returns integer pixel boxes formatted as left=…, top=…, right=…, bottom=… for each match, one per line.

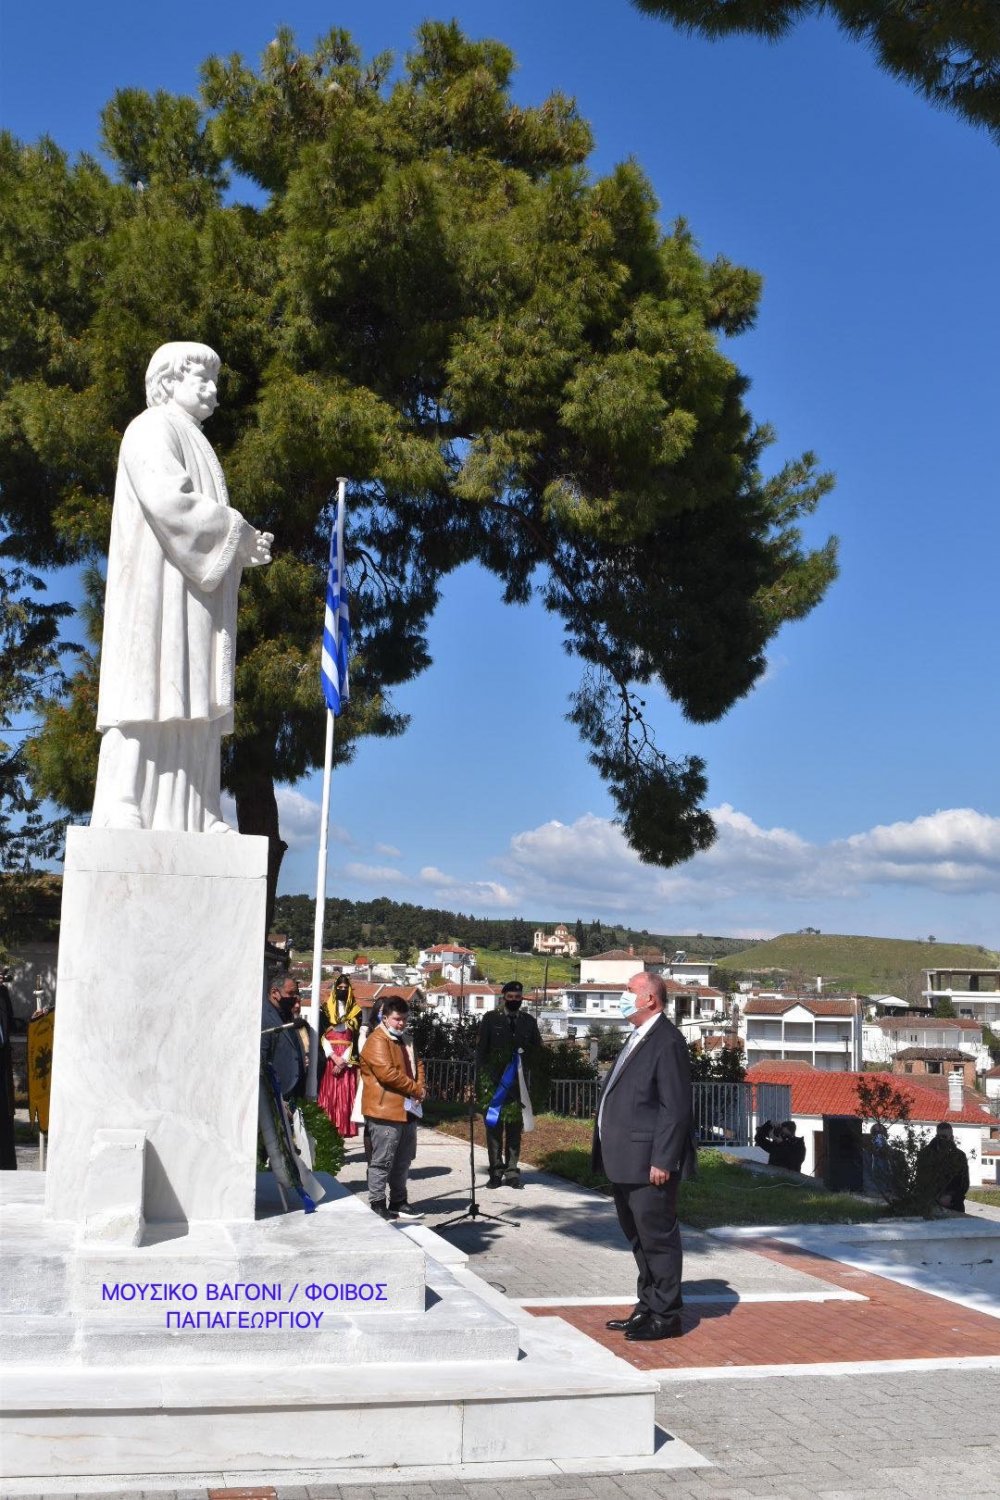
left=592, top=1013, right=696, bottom=1184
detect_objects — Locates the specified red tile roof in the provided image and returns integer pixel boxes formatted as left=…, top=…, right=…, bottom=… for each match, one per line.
left=746, top=1063, right=992, bottom=1127
left=433, top=981, right=503, bottom=997
left=586, top=949, right=645, bottom=962
left=422, top=943, right=476, bottom=956
left=320, top=980, right=423, bottom=1007
left=744, top=998, right=856, bottom=1017
left=877, top=1016, right=982, bottom=1032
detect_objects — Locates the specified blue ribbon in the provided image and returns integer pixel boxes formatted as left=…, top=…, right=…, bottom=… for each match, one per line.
left=485, top=1054, right=520, bottom=1127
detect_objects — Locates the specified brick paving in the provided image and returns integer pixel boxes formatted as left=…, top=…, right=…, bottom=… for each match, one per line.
left=8, top=1128, right=1000, bottom=1499
left=531, top=1236, right=1000, bottom=1369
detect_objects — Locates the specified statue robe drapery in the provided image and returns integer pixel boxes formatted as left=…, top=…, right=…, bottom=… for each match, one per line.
left=96, top=403, right=255, bottom=733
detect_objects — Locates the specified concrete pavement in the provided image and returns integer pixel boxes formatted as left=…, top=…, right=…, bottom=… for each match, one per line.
left=5, top=1121, right=999, bottom=1498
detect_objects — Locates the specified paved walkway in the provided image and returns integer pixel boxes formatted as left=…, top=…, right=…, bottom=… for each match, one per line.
left=6, top=1124, right=1000, bottom=1499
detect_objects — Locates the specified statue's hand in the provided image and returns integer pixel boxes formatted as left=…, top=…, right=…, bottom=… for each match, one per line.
left=242, top=528, right=273, bottom=567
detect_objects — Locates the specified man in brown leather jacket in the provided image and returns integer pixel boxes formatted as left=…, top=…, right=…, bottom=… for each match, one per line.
left=359, top=996, right=426, bottom=1220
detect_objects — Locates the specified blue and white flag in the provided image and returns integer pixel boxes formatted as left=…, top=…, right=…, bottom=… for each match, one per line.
left=321, top=494, right=350, bottom=715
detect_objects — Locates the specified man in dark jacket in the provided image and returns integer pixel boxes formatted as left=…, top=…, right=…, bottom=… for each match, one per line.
left=917, top=1122, right=970, bottom=1213
left=476, top=981, right=542, bottom=1188
left=754, top=1119, right=807, bottom=1172
left=593, top=972, right=696, bottom=1342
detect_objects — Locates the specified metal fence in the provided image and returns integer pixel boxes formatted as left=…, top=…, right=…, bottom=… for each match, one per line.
left=547, top=1077, right=601, bottom=1118
left=423, top=1057, right=475, bottom=1103
left=421, top=1061, right=790, bottom=1144
left=540, top=1077, right=792, bottom=1146
left=690, top=1081, right=792, bottom=1147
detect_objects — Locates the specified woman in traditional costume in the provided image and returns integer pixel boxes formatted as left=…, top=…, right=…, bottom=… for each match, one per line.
left=317, top=1024, right=359, bottom=1137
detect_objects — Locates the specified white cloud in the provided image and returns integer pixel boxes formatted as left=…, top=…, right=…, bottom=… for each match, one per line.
left=222, top=787, right=353, bottom=850
left=418, top=865, right=518, bottom=909
left=487, top=804, right=1000, bottom=932
left=344, top=862, right=414, bottom=886
left=374, top=842, right=402, bottom=859
left=839, top=808, right=1000, bottom=890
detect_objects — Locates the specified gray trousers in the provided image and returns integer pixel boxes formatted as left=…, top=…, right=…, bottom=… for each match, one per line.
left=366, top=1118, right=417, bottom=1207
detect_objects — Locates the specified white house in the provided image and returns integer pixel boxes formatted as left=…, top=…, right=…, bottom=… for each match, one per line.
left=670, top=981, right=727, bottom=1045
left=575, top=948, right=653, bottom=984
left=533, top=924, right=580, bottom=957
left=423, top=981, right=503, bottom=1022
left=662, top=952, right=716, bottom=988
left=418, top=943, right=477, bottom=985
left=541, top=982, right=631, bottom=1041
left=747, top=1062, right=994, bottom=1186
left=984, top=1065, right=1000, bottom=1103
left=922, top=967, right=1000, bottom=1029
left=739, top=998, right=861, bottom=1072
left=865, top=1015, right=990, bottom=1075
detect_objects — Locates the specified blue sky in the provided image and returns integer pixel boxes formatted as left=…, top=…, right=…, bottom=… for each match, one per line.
left=3, top=2, right=998, bottom=943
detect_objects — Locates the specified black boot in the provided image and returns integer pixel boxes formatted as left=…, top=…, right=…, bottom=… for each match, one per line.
left=485, top=1123, right=504, bottom=1187
left=502, top=1126, right=522, bottom=1187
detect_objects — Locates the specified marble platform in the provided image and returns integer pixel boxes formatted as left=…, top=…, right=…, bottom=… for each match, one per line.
left=0, top=1173, right=658, bottom=1481
left=45, top=828, right=268, bottom=1226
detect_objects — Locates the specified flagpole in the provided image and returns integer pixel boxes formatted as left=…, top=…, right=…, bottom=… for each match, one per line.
left=307, top=477, right=347, bottom=1099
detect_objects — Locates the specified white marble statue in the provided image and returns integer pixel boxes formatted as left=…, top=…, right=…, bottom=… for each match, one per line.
left=91, top=342, right=273, bottom=833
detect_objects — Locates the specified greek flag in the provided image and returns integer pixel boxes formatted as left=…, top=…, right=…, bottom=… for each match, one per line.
left=321, top=495, right=350, bottom=715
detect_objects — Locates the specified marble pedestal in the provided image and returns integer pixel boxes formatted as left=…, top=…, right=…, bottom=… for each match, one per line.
left=1, top=827, right=662, bottom=1486
left=45, top=827, right=267, bottom=1226
left=0, top=1175, right=658, bottom=1482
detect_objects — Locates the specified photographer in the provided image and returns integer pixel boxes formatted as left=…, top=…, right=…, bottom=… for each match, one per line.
left=754, top=1118, right=806, bottom=1172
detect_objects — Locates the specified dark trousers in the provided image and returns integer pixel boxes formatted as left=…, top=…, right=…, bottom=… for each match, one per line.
left=612, top=1177, right=683, bottom=1317
left=485, top=1119, right=521, bottom=1174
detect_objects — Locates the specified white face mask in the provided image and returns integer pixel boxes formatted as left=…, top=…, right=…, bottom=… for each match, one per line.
left=619, top=997, right=637, bottom=1019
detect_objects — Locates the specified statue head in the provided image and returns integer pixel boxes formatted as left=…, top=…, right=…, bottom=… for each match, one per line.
left=145, top=341, right=221, bottom=419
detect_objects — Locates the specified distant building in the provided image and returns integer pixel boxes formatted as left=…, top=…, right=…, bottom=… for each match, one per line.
left=533, top=924, right=580, bottom=957
left=891, top=1047, right=977, bottom=1090
left=747, top=1062, right=994, bottom=1186
left=579, top=948, right=662, bottom=985
left=418, top=943, right=477, bottom=985
left=739, top=997, right=861, bottom=1072
left=542, top=982, right=631, bottom=1041
left=425, top=981, right=504, bottom=1022
left=865, top=1015, right=991, bottom=1075
left=922, top=967, right=1000, bottom=1028
left=670, top=981, right=727, bottom=1044
left=663, top=953, right=716, bottom=988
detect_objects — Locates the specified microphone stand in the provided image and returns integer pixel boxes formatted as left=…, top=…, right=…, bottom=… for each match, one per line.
left=436, top=1054, right=519, bottom=1232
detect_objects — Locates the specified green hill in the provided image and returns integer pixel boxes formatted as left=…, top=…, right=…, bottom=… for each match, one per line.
left=717, top=933, right=999, bottom=1000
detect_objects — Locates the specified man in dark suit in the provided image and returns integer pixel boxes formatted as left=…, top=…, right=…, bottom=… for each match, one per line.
left=593, top=971, right=696, bottom=1342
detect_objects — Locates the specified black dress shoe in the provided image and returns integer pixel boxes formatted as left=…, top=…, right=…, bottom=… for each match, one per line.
left=606, top=1308, right=646, bottom=1331
left=625, top=1312, right=683, bottom=1342
left=485, top=1173, right=503, bottom=1189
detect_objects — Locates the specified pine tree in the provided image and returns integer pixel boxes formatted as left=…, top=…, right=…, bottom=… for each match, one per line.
left=1, top=22, right=836, bottom=915
left=632, top=1, right=1000, bottom=142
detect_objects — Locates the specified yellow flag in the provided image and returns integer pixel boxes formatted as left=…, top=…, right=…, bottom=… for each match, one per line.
left=27, top=1009, right=55, bottom=1133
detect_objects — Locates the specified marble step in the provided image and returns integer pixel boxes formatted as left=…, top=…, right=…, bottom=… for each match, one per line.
left=0, top=1253, right=519, bottom=1368
left=3, top=1307, right=657, bottom=1479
